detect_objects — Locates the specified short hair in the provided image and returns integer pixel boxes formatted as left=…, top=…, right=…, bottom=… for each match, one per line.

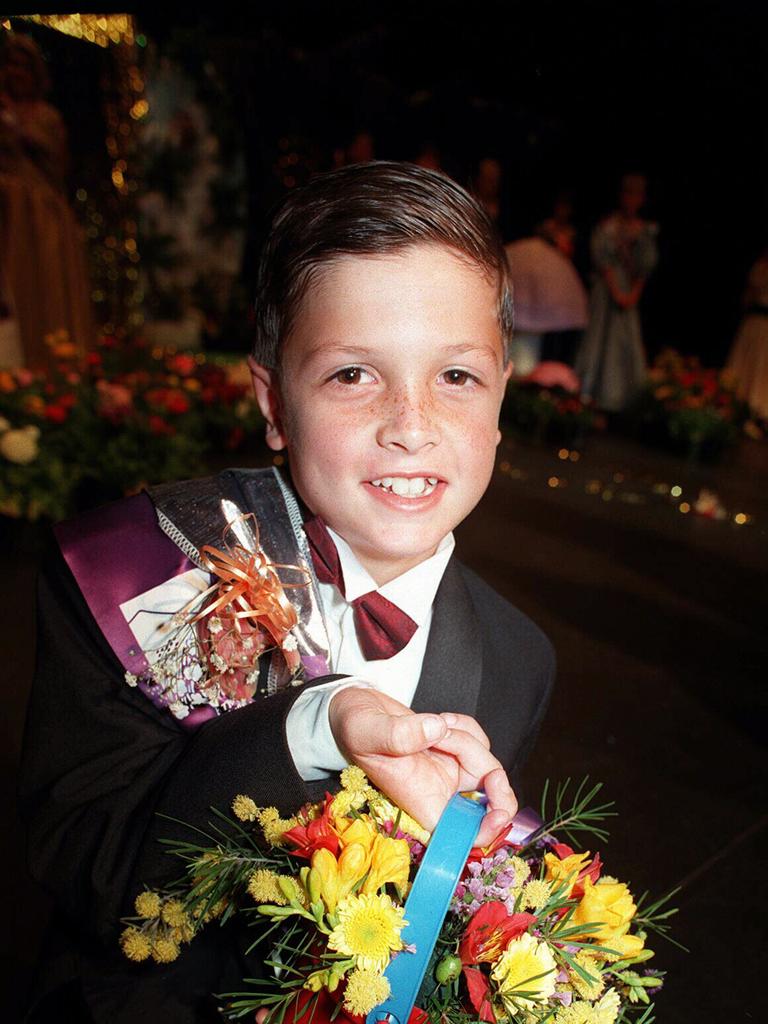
left=253, top=161, right=513, bottom=368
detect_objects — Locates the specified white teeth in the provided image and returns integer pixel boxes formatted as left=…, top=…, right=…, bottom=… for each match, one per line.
left=370, top=476, right=438, bottom=498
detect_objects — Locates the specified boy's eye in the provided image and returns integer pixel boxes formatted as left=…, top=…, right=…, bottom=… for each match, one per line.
left=441, top=368, right=477, bottom=386
left=329, top=366, right=373, bottom=385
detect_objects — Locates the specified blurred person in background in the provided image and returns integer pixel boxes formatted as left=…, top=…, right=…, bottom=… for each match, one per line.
left=0, top=33, right=94, bottom=368
left=575, top=172, right=658, bottom=412
left=726, top=245, right=768, bottom=421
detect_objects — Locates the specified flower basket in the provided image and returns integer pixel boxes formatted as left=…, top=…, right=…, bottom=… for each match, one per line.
left=121, top=775, right=675, bottom=1023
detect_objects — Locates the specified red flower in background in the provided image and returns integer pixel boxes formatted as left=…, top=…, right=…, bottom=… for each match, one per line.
left=148, top=414, right=175, bottom=436
left=44, top=404, right=69, bottom=424
left=166, top=352, right=197, bottom=377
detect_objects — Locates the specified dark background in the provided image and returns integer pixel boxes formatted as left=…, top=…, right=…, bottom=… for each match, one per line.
left=33, top=0, right=768, bottom=363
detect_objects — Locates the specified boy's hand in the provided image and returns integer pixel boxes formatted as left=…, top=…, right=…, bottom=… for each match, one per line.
left=328, top=687, right=517, bottom=848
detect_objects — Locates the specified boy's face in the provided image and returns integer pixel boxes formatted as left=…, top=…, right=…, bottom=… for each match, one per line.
left=250, top=244, right=510, bottom=585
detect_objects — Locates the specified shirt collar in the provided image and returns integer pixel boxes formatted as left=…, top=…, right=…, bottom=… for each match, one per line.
left=326, top=527, right=455, bottom=627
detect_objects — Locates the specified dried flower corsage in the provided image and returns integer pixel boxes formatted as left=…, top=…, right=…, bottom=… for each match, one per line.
left=125, top=514, right=308, bottom=721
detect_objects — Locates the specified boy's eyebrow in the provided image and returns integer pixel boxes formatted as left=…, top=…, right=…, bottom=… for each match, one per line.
left=304, top=342, right=501, bottom=361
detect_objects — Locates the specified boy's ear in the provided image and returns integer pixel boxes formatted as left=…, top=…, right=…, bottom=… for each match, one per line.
left=496, top=360, right=513, bottom=445
left=247, top=356, right=288, bottom=451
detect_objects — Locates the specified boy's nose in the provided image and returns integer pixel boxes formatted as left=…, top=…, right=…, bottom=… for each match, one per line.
left=376, top=389, right=441, bottom=452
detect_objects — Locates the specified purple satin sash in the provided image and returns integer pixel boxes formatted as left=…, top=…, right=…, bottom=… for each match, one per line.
left=55, top=492, right=195, bottom=679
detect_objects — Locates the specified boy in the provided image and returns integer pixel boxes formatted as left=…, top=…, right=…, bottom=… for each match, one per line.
left=20, top=162, right=554, bottom=1023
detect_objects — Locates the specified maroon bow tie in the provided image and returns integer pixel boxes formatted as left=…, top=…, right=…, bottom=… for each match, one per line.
left=303, top=517, right=418, bottom=661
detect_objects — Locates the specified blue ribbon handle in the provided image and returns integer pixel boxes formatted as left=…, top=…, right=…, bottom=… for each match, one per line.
left=366, top=793, right=486, bottom=1024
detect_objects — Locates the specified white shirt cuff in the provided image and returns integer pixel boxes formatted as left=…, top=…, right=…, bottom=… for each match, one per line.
left=286, top=678, right=376, bottom=781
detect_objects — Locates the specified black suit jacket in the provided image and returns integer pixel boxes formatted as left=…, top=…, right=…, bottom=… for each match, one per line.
left=19, top=526, right=554, bottom=1023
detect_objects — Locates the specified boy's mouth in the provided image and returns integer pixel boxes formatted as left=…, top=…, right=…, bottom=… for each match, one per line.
left=369, top=476, right=439, bottom=498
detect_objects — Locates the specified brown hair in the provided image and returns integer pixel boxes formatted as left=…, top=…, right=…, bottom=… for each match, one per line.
left=253, top=161, right=513, bottom=368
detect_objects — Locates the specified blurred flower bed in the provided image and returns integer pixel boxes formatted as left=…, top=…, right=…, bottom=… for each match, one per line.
left=632, top=349, right=752, bottom=462
left=502, top=362, right=604, bottom=448
left=0, top=332, right=262, bottom=522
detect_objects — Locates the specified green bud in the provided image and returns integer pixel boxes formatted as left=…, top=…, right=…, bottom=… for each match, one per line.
left=278, top=876, right=298, bottom=903
left=308, top=868, right=322, bottom=905
left=435, top=954, right=462, bottom=984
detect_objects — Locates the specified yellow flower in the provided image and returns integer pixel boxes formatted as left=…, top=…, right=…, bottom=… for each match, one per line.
left=570, top=878, right=644, bottom=958
left=160, top=899, right=190, bottom=929
left=544, top=850, right=592, bottom=897
left=340, top=765, right=369, bottom=793
left=491, top=932, right=557, bottom=1011
left=312, top=847, right=340, bottom=912
left=331, top=789, right=364, bottom=817
left=368, top=792, right=431, bottom=845
left=554, top=988, right=620, bottom=1024
left=247, top=869, right=288, bottom=905
left=0, top=426, right=39, bottom=464
left=329, top=892, right=407, bottom=971
left=361, top=834, right=411, bottom=895
left=256, top=806, right=298, bottom=845
left=232, top=794, right=258, bottom=822
left=151, top=935, right=180, bottom=963
left=521, top=879, right=552, bottom=911
left=338, top=842, right=371, bottom=901
left=337, top=815, right=378, bottom=853
left=343, top=968, right=391, bottom=1016
left=569, top=951, right=604, bottom=1000
left=134, top=890, right=161, bottom=919
left=120, top=926, right=151, bottom=962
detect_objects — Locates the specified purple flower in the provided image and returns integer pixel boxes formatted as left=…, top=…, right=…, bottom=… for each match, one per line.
left=467, top=878, right=486, bottom=899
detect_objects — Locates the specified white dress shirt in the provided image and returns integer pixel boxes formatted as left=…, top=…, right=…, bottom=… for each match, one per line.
left=286, top=528, right=455, bottom=780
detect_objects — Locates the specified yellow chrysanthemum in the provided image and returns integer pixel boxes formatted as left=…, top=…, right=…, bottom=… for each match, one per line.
left=569, top=951, right=604, bottom=1000
left=491, top=932, right=557, bottom=1010
left=151, top=935, right=180, bottom=963
left=554, top=987, right=620, bottom=1024
left=160, top=899, right=190, bottom=929
left=232, top=794, right=259, bottom=822
left=521, top=879, right=552, bottom=911
left=256, top=807, right=299, bottom=846
left=247, top=869, right=288, bottom=905
left=134, top=890, right=161, bottom=919
left=120, top=926, right=151, bottom=962
left=329, top=892, right=407, bottom=971
left=343, top=968, right=391, bottom=1016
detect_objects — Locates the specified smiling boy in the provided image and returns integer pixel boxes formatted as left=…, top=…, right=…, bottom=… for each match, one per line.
left=20, top=162, right=554, bottom=1023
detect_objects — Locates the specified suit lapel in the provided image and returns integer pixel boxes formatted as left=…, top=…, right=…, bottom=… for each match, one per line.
left=411, top=558, right=483, bottom=719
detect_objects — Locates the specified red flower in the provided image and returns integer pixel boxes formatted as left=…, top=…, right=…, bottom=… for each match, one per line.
left=167, top=352, right=197, bottom=377
left=148, top=414, right=175, bottom=436
left=464, top=967, right=496, bottom=1022
left=164, top=389, right=191, bottom=415
left=44, top=404, right=69, bottom=423
left=289, top=983, right=427, bottom=1024
left=86, top=351, right=103, bottom=367
left=459, top=903, right=537, bottom=964
left=283, top=793, right=339, bottom=858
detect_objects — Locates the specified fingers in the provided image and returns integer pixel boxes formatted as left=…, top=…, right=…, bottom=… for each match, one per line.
left=439, top=712, right=490, bottom=749
left=475, top=807, right=513, bottom=849
left=330, top=687, right=448, bottom=759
